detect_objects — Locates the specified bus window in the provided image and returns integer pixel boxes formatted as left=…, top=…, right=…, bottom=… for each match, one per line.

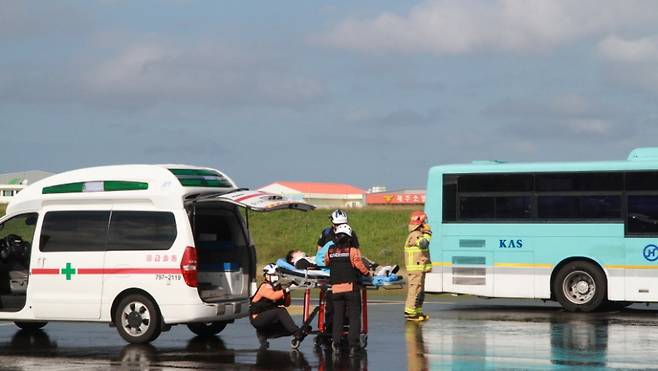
left=458, top=174, right=533, bottom=192
left=536, top=172, right=623, bottom=192
left=627, top=196, right=658, bottom=235
left=579, top=196, right=621, bottom=219
left=538, top=196, right=620, bottom=220
left=442, top=176, right=457, bottom=222
left=459, top=197, right=494, bottom=219
left=495, top=196, right=533, bottom=219
left=626, top=172, right=658, bottom=191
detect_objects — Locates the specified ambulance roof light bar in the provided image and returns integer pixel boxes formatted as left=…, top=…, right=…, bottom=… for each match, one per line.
left=42, top=180, right=149, bottom=194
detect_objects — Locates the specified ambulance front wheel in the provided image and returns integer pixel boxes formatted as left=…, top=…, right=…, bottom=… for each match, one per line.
left=187, top=321, right=228, bottom=336
left=114, top=294, right=162, bottom=344
left=14, top=321, right=47, bottom=331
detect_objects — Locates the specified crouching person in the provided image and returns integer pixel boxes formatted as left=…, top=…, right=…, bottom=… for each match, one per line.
left=250, top=263, right=303, bottom=348
left=324, top=224, right=370, bottom=357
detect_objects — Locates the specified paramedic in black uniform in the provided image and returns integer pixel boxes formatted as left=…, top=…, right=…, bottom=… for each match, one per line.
left=324, top=224, right=370, bottom=357
left=317, top=209, right=359, bottom=342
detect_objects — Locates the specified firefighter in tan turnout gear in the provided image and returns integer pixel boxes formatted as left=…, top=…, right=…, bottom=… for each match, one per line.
left=404, top=211, right=432, bottom=321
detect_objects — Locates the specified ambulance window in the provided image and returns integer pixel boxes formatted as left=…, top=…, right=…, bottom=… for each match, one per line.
left=40, top=211, right=110, bottom=252
left=107, top=211, right=177, bottom=251
left=0, top=213, right=38, bottom=246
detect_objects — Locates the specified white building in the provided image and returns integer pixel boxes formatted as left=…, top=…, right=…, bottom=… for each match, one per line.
left=0, top=171, right=53, bottom=204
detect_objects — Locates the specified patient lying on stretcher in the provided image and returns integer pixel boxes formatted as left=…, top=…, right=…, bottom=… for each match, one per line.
left=285, top=249, right=399, bottom=277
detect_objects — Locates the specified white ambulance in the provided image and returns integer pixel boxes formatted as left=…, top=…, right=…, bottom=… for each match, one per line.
left=0, top=164, right=313, bottom=343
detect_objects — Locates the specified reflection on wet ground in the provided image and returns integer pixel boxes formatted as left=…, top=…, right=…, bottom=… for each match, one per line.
left=415, top=303, right=658, bottom=369
left=3, top=298, right=658, bottom=370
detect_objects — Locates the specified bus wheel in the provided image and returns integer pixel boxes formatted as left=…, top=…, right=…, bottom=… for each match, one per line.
left=14, top=321, right=47, bottom=331
left=187, top=321, right=228, bottom=336
left=114, top=294, right=162, bottom=344
left=554, top=261, right=606, bottom=312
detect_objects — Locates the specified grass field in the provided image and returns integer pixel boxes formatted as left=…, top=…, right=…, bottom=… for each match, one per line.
left=249, top=207, right=419, bottom=267
left=0, top=203, right=418, bottom=267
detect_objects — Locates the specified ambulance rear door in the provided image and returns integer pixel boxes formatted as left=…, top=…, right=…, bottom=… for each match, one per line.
left=189, top=190, right=314, bottom=303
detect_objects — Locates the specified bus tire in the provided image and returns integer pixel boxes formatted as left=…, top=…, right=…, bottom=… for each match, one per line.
left=186, top=321, right=228, bottom=336
left=14, top=321, right=47, bottom=331
left=114, top=294, right=162, bottom=344
left=553, top=261, right=606, bottom=312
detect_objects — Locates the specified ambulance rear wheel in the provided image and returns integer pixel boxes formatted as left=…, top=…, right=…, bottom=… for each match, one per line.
left=14, top=321, right=47, bottom=331
left=187, top=321, right=228, bottom=336
left=115, top=294, right=162, bottom=344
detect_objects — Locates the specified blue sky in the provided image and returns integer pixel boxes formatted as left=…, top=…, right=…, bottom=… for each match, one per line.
left=2, top=1, right=658, bottom=189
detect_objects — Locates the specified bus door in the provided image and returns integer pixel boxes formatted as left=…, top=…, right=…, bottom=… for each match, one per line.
left=442, top=237, right=494, bottom=297
left=625, top=195, right=658, bottom=302
left=29, top=210, right=108, bottom=319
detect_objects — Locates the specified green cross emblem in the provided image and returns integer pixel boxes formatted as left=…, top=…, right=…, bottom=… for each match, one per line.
left=61, top=262, right=77, bottom=280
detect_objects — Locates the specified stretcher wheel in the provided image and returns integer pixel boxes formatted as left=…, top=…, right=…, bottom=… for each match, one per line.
left=360, top=334, right=368, bottom=349
left=291, top=338, right=301, bottom=349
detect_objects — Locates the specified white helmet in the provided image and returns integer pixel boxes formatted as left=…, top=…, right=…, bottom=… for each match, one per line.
left=263, top=263, right=279, bottom=283
left=263, top=263, right=278, bottom=275
left=334, top=223, right=352, bottom=237
left=330, top=209, right=348, bottom=224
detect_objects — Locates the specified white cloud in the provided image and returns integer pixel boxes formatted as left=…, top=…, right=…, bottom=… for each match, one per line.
left=549, top=94, right=593, bottom=117
left=0, top=38, right=325, bottom=110
left=564, top=118, right=612, bottom=136
left=486, top=94, right=604, bottom=119
left=487, top=94, right=627, bottom=141
left=598, top=35, right=658, bottom=63
left=313, top=0, right=658, bottom=54
left=82, top=41, right=325, bottom=108
left=597, top=35, right=658, bottom=93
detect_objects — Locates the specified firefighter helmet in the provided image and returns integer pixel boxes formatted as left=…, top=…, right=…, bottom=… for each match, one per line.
left=408, top=211, right=427, bottom=231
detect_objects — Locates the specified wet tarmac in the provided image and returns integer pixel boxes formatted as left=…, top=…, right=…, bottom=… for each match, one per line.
left=2, top=297, right=658, bottom=370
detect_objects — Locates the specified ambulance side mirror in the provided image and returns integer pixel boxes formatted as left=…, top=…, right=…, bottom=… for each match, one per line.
left=25, top=215, right=37, bottom=226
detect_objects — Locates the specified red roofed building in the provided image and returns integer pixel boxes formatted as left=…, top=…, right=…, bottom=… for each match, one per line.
left=366, top=189, right=426, bottom=205
left=258, top=181, right=366, bottom=208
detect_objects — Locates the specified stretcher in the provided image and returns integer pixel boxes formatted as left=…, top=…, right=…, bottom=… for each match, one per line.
left=273, top=259, right=404, bottom=349
left=274, top=258, right=405, bottom=289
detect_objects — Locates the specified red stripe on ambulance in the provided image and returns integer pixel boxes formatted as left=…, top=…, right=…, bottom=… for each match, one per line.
left=234, top=191, right=265, bottom=202
left=31, top=268, right=180, bottom=275
left=31, top=268, right=59, bottom=275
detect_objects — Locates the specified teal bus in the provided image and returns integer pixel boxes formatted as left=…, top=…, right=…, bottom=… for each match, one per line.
left=424, top=147, right=658, bottom=312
